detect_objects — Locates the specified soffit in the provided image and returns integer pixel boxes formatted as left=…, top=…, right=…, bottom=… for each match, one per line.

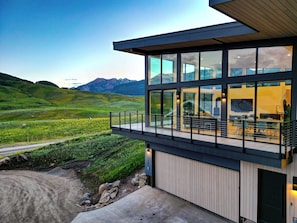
left=211, top=0, right=297, bottom=38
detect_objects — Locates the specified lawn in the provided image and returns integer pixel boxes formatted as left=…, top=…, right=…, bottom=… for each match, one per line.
left=0, top=118, right=110, bottom=145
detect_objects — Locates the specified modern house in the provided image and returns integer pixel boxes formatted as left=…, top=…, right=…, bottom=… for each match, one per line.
left=110, top=0, right=297, bottom=222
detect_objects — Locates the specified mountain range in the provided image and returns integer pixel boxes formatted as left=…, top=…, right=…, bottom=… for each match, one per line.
left=77, top=78, right=144, bottom=96
left=0, top=72, right=144, bottom=120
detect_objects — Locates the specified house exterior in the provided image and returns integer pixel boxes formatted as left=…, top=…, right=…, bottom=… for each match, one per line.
left=110, top=1, right=297, bottom=222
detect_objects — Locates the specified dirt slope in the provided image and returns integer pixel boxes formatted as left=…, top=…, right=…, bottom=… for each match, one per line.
left=0, top=169, right=85, bottom=223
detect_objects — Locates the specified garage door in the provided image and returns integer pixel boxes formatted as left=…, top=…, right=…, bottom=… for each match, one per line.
left=155, top=151, right=239, bottom=223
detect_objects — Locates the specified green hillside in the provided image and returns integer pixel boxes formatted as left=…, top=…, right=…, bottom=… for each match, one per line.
left=0, top=73, right=144, bottom=121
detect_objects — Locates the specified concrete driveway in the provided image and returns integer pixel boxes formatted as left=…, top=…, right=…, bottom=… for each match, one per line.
left=72, top=186, right=231, bottom=223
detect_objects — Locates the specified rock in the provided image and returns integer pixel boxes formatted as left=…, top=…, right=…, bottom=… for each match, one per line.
left=112, top=180, right=121, bottom=188
left=139, top=173, right=147, bottom=180
left=80, top=193, right=91, bottom=206
left=98, top=180, right=121, bottom=206
left=131, top=173, right=147, bottom=187
left=131, top=177, right=139, bottom=186
left=106, top=183, right=113, bottom=190
left=139, top=179, right=146, bottom=188
left=80, top=199, right=91, bottom=206
left=19, top=154, right=28, bottom=161
left=99, top=190, right=110, bottom=204
left=109, top=187, right=119, bottom=199
left=83, top=193, right=90, bottom=200
left=0, top=157, right=10, bottom=167
left=98, top=183, right=108, bottom=196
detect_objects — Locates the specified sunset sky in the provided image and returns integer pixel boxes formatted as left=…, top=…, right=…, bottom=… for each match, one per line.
left=0, top=0, right=233, bottom=87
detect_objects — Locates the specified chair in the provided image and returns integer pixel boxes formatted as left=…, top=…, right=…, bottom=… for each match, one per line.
left=256, top=121, right=267, bottom=138
left=233, top=118, right=242, bottom=135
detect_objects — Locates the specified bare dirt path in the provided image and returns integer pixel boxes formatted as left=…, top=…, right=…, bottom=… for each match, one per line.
left=0, top=169, right=85, bottom=223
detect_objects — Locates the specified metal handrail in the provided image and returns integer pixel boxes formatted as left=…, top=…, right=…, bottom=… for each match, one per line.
left=110, top=112, right=296, bottom=159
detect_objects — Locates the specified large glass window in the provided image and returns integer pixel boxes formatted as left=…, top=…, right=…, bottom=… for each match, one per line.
left=200, top=85, right=222, bottom=118
left=181, top=88, right=199, bottom=116
left=256, top=80, right=291, bottom=121
left=181, top=52, right=199, bottom=82
left=148, top=54, right=177, bottom=85
left=162, top=54, right=177, bottom=84
left=228, top=48, right=256, bottom=77
left=258, top=46, right=293, bottom=74
left=227, top=83, right=255, bottom=138
left=200, top=51, right=222, bottom=80
left=149, top=90, right=177, bottom=128
left=148, top=55, right=161, bottom=85
left=150, top=91, right=161, bottom=116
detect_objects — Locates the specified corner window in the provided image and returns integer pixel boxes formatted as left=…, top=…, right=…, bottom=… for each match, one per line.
left=181, top=52, right=199, bottom=82
left=148, top=54, right=177, bottom=85
left=200, top=51, right=222, bottom=80
left=228, top=48, right=256, bottom=77
left=148, top=55, right=161, bottom=85
left=258, top=46, right=293, bottom=74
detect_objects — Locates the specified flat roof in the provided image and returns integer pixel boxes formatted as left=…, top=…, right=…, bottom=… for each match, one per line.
left=113, top=0, right=297, bottom=55
left=113, top=22, right=256, bottom=55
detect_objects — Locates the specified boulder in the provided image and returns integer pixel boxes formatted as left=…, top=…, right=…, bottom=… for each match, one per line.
left=109, top=187, right=119, bottom=199
left=80, top=193, right=91, bottom=206
left=131, top=177, right=139, bottom=186
left=131, top=173, right=147, bottom=187
left=0, top=157, right=10, bottom=167
left=112, top=180, right=121, bottom=188
left=99, top=190, right=111, bottom=204
left=98, top=183, right=108, bottom=196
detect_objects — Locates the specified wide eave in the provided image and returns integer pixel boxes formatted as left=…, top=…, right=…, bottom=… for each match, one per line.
left=113, top=0, right=297, bottom=55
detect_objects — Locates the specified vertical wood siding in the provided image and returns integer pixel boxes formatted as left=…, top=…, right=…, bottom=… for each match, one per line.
left=241, top=157, right=297, bottom=223
left=155, top=151, right=239, bottom=222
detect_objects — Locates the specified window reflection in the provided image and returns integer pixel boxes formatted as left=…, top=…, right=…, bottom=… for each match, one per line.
left=200, top=85, right=222, bottom=118
left=148, top=55, right=161, bottom=85
left=258, top=46, right=293, bottom=74
left=181, top=52, right=199, bottom=81
left=162, top=54, right=177, bottom=84
left=181, top=88, right=199, bottom=116
left=228, top=48, right=256, bottom=77
left=200, top=51, right=222, bottom=80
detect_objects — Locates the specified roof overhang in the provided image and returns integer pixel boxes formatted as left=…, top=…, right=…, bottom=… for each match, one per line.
left=113, top=0, right=297, bottom=55
left=210, top=0, right=297, bottom=39
left=113, top=22, right=256, bottom=55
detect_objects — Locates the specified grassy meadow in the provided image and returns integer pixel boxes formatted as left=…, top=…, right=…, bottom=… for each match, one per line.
left=0, top=118, right=110, bottom=145
left=0, top=73, right=144, bottom=145
left=0, top=73, right=145, bottom=189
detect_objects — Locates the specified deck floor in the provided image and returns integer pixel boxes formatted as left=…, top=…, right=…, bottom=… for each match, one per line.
left=114, top=123, right=285, bottom=155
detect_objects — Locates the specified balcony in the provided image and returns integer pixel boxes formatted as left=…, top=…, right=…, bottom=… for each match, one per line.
left=110, top=111, right=296, bottom=168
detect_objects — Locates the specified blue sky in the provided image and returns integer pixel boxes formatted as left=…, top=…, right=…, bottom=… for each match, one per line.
left=0, top=0, right=233, bottom=87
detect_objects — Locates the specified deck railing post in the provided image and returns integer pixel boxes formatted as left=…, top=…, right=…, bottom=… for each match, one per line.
left=279, top=122, right=282, bottom=159
left=242, top=120, right=246, bottom=153
left=109, top=112, right=112, bottom=128
left=171, top=115, right=174, bottom=139
left=141, top=114, right=144, bottom=134
left=119, top=112, right=121, bottom=130
left=129, top=113, right=131, bottom=132
left=155, top=114, right=157, bottom=136
left=190, top=116, right=193, bottom=143
left=136, top=110, right=139, bottom=124
left=124, top=111, right=126, bottom=125
left=215, top=119, right=218, bottom=147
